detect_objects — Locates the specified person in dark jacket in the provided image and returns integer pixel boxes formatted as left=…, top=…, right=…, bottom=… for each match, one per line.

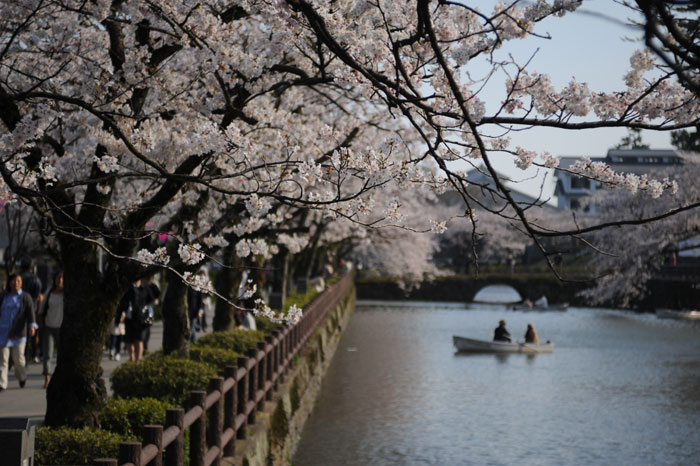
left=117, top=280, right=148, bottom=363
left=0, top=274, right=37, bottom=391
left=493, top=320, right=511, bottom=342
left=140, top=275, right=161, bottom=352
left=20, top=261, right=42, bottom=363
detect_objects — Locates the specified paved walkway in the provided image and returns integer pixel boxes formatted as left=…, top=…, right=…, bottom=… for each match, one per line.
left=0, top=319, right=210, bottom=419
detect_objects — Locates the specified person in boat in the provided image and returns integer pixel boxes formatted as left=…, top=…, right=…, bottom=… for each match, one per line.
left=534, top=296, right=549, bottom=308
left=493, top=320, right=511, bottom=342
left=524, top=323, right=539, bottom=344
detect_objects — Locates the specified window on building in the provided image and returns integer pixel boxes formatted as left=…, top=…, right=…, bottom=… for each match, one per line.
left=571, top=177, right=589, bottom=189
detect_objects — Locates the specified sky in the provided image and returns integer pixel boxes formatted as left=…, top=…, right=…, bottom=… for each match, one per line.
left=464, top=0, right=674, bottom=200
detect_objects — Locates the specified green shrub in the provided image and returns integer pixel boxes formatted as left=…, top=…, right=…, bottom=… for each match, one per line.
left=35, top=426, right=133, bottom=465
left=99, top=397, right=174, bottom=437
left=195, top=329, right=266, bottom=354
left=254, top=316, right=282, bottom=334
left=284, top=289, right=319, bottom=310
left=189, top=346, right=241, bottom=374
left=111, top=353, right=218, bottom=405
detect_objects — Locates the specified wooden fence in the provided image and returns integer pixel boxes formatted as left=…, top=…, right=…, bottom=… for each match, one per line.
left=93, top=273, right=354, bottom=466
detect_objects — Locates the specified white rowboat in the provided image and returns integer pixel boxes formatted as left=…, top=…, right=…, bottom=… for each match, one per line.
left=655, top=309, right=700, bottom=320
left=453, top=335, right=554, bottom=354
left=509, top=302, right=568, bottom=312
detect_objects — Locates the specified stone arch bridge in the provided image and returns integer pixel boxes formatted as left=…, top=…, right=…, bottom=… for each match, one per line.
left=356, top=273, right=591, bottom=305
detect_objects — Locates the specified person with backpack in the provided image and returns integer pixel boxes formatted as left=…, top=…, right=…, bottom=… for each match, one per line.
left=117, top=279, right=150, bottom=363
left=38, top=271, right=63, bottom=389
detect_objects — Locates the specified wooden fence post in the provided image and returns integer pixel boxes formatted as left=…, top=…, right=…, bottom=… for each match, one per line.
left=223, top=365, right=237, bottom=456
left=143, top=425, right=163, bottom=466
left=119, top=442, right=142, bottom=466
left=164, top=408, right=184, bottom=466
left=271, top=332, right=280, bottom=390
left=280, top=327, right=288, bottom=378
left=290, top=325, right=297, bottom=367
left=208, top=377, right=224, bottom=466
left=246, top=348, right=258, bottom=423
left=257, top=341, right=267, bottom=406
left=264, top=336, right=274, bottom=400
left=190, top=390, right=207, bottom=466
left=93, top=459, right=117, bottom=466
left=237, top=356, right=249, bottom=439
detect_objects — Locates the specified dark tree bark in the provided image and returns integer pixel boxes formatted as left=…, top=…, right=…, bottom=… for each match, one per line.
left=213, top=245, right=244, bottom=331
left=161, top=269, right=191, bottom=356
left=44, top=239, right=122, bottom=427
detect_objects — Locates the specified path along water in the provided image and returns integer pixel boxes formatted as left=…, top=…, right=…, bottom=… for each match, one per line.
left=293, top=299, right=700, bottom=466
left=0, top=311, right=215, bottom=418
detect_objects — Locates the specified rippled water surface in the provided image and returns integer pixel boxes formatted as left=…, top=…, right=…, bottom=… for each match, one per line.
left=293, top=298, right=700, bottom=466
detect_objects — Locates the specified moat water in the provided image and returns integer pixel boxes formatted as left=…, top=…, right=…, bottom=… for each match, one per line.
left=293, top=294, right=700, bottom=465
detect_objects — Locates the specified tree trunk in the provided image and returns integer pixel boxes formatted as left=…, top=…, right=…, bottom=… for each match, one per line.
left=280, top=251, right=293, bottom=301
left=213, top=246, right=244, bottom=331
left=161, top=270, right=191, bottom=356
left=44, top=243, right=121, bottom=427
left=286, top=253, right=297, bottom=297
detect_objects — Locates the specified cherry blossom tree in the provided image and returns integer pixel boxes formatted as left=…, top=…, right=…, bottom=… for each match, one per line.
left=3, top=0, right=700, bottom=428
left=275, top=0, right=700, bottom=270
left=0, top=0, right=421, bottom=426
left=576, top=159, right=700, bottom=307
left=633, top=0, right=700, bottom=95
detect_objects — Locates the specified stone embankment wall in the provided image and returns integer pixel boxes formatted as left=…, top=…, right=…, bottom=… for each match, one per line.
left=223, top=286, right=355, bottom=466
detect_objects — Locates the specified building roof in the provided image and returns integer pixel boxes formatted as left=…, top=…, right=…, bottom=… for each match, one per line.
left=555, top=149, right=700, bottom=175
left=441, top=168, right=557, bottom=209
left=607, top=148, right=680, bottom=159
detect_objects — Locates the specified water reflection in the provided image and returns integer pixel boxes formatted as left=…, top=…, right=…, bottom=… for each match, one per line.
left=293, top=302, right=700, bottom=466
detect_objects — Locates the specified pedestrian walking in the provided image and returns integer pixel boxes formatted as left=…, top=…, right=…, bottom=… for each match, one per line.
left=187, top=271, right=207, bottom=342
left=141, top=275, right=161, bottom=352
left=0, top=274, right=37, bottom=391
left=38, top=271, right=63, bottom=389
left=117, top=279, right=149, bottom=363
left=20, top=260, right=43, bottom=363
left=108, top=308, right=126, bottom=361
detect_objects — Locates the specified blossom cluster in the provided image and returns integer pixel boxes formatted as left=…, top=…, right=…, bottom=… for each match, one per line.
left=242, top=280, right=257, bottom=299
left=178, top=244, right=205, bottom=265
left=183, top=271, right=214, bottom=293
left=136, top=247, right=170, bottom=266
left=235, top=238, right=277, bottom=259
left=568, top=158, right=678, bottom=198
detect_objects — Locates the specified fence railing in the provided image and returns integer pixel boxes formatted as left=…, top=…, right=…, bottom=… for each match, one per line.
left=93, top=272, right=354, bottom=466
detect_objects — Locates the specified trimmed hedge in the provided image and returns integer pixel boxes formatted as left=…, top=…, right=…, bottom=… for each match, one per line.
left=284, top=289, right=319, bottom=311
left=195, top=329, right=266, bottom=354
left=35, top=426, right=134, bottom=466
left=110, top=353, right=218, bottom=405
left=99, top=397, right=174, bottom=437
left=254, top=316, right=282, bottom=334
left=189, top=346, right=241, bottom=374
